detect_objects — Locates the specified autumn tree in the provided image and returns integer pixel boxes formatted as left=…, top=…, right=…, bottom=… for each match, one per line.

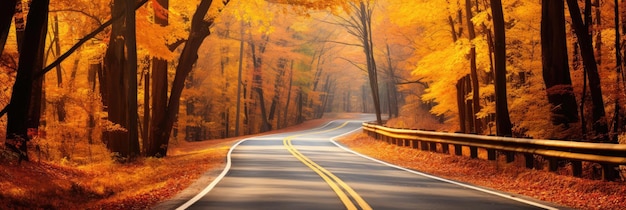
left=335, top=0, right=382, bottom=124
left=144, top=0, right=169, bottom=157
left=489, top=0, right=512, bottom=137
left=0, top=0, right=18, bottom=55
left=566, top=0, right=610, bottom=142
left=465, top=0, right=482, bottom=133
left=5, top=0, right=49, bottom=161
left=541, top=0, right=579, bottom=127
left=148, top=0, right=232, bottom=157
left=101, top=0, right=140, bottom=160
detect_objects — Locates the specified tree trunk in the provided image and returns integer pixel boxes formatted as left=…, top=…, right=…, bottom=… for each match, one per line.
left=87, top=62, right=99, bottom=144
left=151, top=0, right=226, bottom=157
left=465, top=0, right=482, bottom=133
left=612, top=0, right=623, bottom=140
left=541, top=0, right=579, bottom=126
left=14, top=0, right=28, bottom=53
left=283, top=60, right=294, bottom=129
left=6, top=0, right=49, bottom=161
left=102, top=0, right=140, bottom=160
left=52, top=14, right=66, bottom=122
left=358, top=1, right=382, bottom=124
left=0, top=0, right=18, bottom=55
left=146, top=0, right=169, bottom=157
left=235, top=20, right=244, bottom=136
left=250, top=42, right=272, bottom=132
left=490, top=0, right=513, bottom=137
left=566, top=0, right=610, bottom=142
left=456, top=76, right=467, bottom=133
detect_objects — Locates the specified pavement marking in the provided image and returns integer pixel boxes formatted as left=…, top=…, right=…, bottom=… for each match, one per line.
left=176, top=121, right=354, bottom=210
left=283, top=121, right=372, bottom=210
left=329, top=127, right=560, bottom=210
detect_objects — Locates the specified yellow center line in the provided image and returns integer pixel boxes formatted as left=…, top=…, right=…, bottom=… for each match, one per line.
left=283, top=121, right=372, bottom=210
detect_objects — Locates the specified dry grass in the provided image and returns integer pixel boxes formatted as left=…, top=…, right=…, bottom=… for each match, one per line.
left=339, top=133, right=626, bottom=210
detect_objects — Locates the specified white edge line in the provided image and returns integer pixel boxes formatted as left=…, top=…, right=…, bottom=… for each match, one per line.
left=175, top=138, right=246, bottom=210
left=176, top=121, right=339, bottom=209
left=329, top=125, right=560, bottom=210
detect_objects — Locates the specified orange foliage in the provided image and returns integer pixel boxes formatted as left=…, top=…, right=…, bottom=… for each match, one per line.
left=0, top=139, right=231, bottom=209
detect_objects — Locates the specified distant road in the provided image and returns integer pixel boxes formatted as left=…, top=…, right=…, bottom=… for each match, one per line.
left=178, top=114, right=558, bottom=210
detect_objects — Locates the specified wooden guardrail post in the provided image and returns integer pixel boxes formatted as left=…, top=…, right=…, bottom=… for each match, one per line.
left=454, top=144, right=462, bottom=156
left=420, top=141, right=429, bottom=151
left=505, top=152, right=515, bottom=163
left=572, top=161, right=582, bottom=177
left=411, top=140, right=418, bottom=149
left=470, top=146, right=478, bottom=159
left=487, top=149, right=496, bottom=160
left=429, top=142, right=437, bottom=152
left=548, top=158, right=559, bottom=172
left=441, top=143, right=449, bottom=154
left=524, top=154, right=534, bottom=169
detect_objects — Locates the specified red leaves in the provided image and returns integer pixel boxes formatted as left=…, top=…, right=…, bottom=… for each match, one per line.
left=340, top=133, right=626, bottom=210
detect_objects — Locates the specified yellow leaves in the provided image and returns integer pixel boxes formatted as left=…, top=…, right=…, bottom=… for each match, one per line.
left=225, top=0, right=274, bottom=34
left=387, top=0, right=450, bottom=27
left=135, top=4, right=181, bottom=61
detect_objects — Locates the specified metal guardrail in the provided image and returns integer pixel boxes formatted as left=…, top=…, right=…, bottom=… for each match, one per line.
left=362, top=122, right=626, bottom=179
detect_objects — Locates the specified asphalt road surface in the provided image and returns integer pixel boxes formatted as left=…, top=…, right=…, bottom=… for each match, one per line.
left=178, top=114, right=559, bottom=210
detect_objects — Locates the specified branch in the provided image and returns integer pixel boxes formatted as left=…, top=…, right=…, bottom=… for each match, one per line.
left=338, top=57, right=367, bottom=73
left=397, top=80, right=429, bottom=88
left=49, top=9, right=103, bottom=25
left=314, top=39, right=362, bottom=48
left=167, top=39, right=187, bottom=51
left=0, top=103, right=8, bottom=118
left=34, top=0, right=149, bottom=79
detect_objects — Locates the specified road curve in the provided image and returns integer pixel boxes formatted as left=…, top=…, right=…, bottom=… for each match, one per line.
left=178, top=115, right=559, bottom=210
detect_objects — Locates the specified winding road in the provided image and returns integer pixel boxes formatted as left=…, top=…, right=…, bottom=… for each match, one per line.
left=176, top=114, right=560, bottom=210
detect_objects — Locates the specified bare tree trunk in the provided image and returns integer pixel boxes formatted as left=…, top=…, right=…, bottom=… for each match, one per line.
left=358, top=1, right=382, bottom=124
left=250, top=42, right=272, bottom=132
left=465, top=0, right=482, bottom=133
left=541, top=0, right=579, bottom=126
left=235, top=20, right=244, bottom=136
left=146, top=0, right=169, bottom=157
left=282, top=60, right=294, bottom=128
left=151, top=0, right=230, bottom=157
left=0, top=0, right=18, bottom=55
left=52, top=14, right=66, bottom=122
left=490, top=0, right=512, bottom=137
left=6, top=0, right=49, bottom=161
left=567, top=0, right=610, bottom=142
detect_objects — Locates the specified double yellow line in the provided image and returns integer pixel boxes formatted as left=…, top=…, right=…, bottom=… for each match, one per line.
left=283, top=122, right=372, bottom=210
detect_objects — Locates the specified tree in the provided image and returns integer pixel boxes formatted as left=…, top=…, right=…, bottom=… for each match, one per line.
left=489, top=0, right=512, bottom=137
left=465, top=0, right=482, bottom=133
left=541, top=0, right=579, bottom=126
left=102, top=0, right=140, bottom=160
left=0, top=0, right=18, bottom=55
left=336, top=0, right=382, bottom=124
left=566, top=0, right=609, bottom=142
left=5, top=0, right=49, bottom=161
left=149, top=0, right=231, bottom=157
left=145, top=0, right=169, bottom=157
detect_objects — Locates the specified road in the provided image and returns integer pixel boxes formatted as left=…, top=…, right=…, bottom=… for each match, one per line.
left=177, top=114, right=559, bottom=210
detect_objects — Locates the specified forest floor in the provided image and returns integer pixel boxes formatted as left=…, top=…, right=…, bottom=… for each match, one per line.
left=1, top=114, right=625, bottom=209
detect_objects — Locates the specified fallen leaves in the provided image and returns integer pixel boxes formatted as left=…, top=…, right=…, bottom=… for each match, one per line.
left=339, top=133, right=626, bottom=210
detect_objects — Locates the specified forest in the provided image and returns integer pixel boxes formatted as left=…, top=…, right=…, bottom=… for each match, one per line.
left=1, top=0, right=626, bottom=192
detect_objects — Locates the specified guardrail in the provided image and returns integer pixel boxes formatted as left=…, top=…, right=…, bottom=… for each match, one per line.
left=362, top=122, right=626, bottom=180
